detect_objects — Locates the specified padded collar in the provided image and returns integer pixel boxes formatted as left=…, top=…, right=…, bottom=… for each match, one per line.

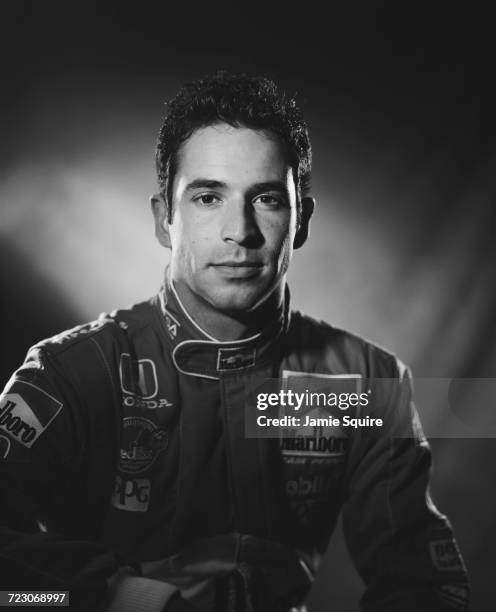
left=155, top=275, right=289, bottom=380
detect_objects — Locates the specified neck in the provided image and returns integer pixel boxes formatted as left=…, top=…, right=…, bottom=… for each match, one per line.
left=172, top=281, right=285, bottom=341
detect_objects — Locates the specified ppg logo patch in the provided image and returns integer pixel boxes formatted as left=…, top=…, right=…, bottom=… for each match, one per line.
left=112, top=475, right=151, bottom=512
left=217, top=347, right=256, bottom=371
left=0, top=382, right=63, bottom=448
left=119, top=354, right=158, bottom=399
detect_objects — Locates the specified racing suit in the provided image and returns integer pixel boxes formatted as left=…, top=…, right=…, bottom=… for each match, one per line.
left=0, top=278, right=469, bottom=611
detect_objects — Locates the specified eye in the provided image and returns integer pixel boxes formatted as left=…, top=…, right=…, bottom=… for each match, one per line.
left=253, top=194, right=284, bottom=208
left=193, top=193, right=221, bottom=207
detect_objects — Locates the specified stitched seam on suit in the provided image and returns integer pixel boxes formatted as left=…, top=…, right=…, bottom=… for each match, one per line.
left=90, top=337, right=118, bottom=398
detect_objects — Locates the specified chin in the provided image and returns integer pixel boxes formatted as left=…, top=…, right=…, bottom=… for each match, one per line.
left=205, top=287, right=267, bottom=313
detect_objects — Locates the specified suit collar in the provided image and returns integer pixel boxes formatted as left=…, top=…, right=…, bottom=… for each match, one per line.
left=155, top=273, right=289, bottom=380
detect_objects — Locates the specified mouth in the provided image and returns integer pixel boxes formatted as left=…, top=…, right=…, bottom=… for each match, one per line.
left=211, top=261, right=264, bottom=278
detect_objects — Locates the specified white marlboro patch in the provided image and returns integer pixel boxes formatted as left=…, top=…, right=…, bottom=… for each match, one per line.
left=279, top=371, right=362, bottom=458
left=0, top=382, right=63, bottom=448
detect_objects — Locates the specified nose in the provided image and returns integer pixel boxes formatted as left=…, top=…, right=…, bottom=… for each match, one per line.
left=220, top=198, right=262, bottom=247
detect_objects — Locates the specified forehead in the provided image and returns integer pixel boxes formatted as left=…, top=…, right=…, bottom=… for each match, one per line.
left=175, top=123, right=291, bottom=184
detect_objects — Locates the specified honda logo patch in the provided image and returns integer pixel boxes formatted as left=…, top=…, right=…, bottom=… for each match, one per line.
left=119, top=354, right=158, bottom=399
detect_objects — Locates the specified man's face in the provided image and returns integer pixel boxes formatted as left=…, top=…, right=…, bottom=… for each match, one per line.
left=157, top=123, right=303, bottom=312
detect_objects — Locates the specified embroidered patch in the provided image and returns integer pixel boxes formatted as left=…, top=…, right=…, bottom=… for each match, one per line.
left=217, top=347, right=256, bottom=371
left=0, top=382, right=63, bottom=448
left=430, top=539, right=463, bottom=571
left=119, top=354, right=158, bottom=399
left=119, top=417, right=168, bottom=474
left=164, top=308, right=180, bottom=339
left=279, top=371, right=361, bottom=458
left=112, top=475, right=151, bottom=512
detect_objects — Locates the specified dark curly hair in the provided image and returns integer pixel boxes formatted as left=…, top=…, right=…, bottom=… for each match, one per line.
left=155, top=71, right=312, bottom=222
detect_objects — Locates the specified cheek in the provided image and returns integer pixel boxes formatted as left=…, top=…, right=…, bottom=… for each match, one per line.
left=170, top=215, right=193, bottom=253
left=266, top=216, right=295, bottom=259
left=169, top=223, right=192, bottom=271
left=170, top=222, right=211, bottom=271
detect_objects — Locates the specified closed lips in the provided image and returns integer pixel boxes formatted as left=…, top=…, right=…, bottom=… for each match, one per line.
left=213, top=261, right=263, bottom=267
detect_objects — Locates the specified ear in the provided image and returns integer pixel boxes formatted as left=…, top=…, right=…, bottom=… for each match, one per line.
left=293, top=196, right=315, bottom=249
left=150, top=194, right=172, bottom=248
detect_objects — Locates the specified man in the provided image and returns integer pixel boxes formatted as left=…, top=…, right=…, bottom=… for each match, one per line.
left=0, top=72, right=469, bottom=611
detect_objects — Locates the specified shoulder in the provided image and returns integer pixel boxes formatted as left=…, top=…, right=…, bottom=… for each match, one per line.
left=32, top=297, right=158, bottom=359
left=285, top=311, right=418, bottom=435
left=7, top=296, right=158, bottom=423
left=0, top=298, right=157, bottom=462
left=286, top=310, right=407, bottom=379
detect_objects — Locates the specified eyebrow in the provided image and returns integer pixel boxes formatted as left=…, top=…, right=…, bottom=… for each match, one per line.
left=184, top=179, right=227, bottom=192
left=250, top=181, right=288, bottom=193
left=184, top=179, right=289, bottom=194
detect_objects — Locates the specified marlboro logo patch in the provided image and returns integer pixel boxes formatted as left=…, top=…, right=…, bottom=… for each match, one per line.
left=0, top=381, right=63, bottom=448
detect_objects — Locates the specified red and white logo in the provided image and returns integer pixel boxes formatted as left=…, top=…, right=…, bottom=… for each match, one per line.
left=0, top=382, right=63, bottom=448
